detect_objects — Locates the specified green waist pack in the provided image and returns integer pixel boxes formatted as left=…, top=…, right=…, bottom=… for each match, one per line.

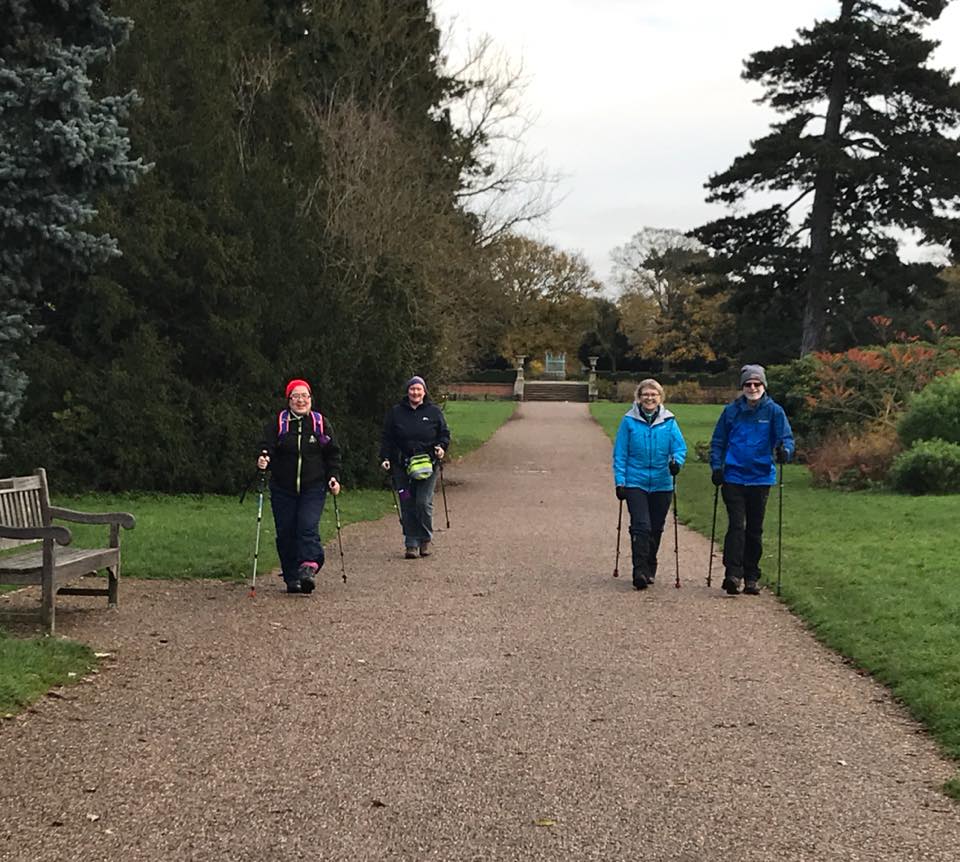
left=406, top=453, right=434, bottom=480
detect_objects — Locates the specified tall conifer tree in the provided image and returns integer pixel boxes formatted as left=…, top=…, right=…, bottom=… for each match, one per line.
left=697, top=0, right=960, bottom=356
left=0, top=0, right=146, bottom=439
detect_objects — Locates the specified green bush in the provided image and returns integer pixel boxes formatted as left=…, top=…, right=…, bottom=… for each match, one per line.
left=898, top=370, right=960, bottom=447
left=889, top=439, right=960, bottom=495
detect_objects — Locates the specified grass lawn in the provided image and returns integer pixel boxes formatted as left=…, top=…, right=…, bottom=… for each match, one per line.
left=443, top=400, right=516, bottom=459
left=592, top=400, right=960, bottom=795
left=0, top=630, right=95, bottom=714
left=0, top=401, right=515, bottom=712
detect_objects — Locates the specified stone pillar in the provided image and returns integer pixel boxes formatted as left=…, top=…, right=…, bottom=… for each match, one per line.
left=588, top=356, right=599, bottom=401
left=513, top=355, right=526, bottom=401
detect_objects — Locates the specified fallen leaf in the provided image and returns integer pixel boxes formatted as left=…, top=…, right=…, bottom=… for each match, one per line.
left=93, top=652, right=113, bottom=658
left=86, top=814, right=100, bottom=822
left=533, top=818, right=556, bottom=827
left=837, top=759, right=848, bottom=767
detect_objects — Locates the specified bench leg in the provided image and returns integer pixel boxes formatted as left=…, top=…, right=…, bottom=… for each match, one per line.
left=41, top=562, right=56, bottom=636
left=108, top=564, right=119, bottom=608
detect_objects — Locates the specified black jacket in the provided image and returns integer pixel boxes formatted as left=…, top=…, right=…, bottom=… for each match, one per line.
left=379, top=398, right=451, bottom=464
left=258, top=411, right=341, bottom=494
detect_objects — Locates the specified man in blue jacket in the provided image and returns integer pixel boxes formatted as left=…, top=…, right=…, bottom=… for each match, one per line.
left=710, top=365, right=794, bottom=596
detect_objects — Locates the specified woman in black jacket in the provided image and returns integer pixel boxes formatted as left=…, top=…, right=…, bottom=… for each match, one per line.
left=379, top=376, right=450, bottom=559
left=257, top=379, right=341, bottom=594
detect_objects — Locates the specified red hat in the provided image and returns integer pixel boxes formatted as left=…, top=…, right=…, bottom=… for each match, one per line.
left=285, top=379, right=312, bottom=398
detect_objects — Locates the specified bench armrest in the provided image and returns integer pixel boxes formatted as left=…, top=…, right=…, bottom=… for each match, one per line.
left=0, top=524, right=72, bottom=545
left=49, top=507, right=136, bottom=530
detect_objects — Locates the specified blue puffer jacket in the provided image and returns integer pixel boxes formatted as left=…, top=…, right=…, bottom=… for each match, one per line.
left=613, top=405, right=687, bottom=492
left=710, top=394, right=795, bottom=486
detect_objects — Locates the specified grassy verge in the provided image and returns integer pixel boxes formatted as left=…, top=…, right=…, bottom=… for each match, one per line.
left=1, top=401, right=516, bottom=712
left=0, top=630, right=95, bottom=714
left=443, top=400, right=516, bottom=459
left=592, top=400, right=960, bottom=797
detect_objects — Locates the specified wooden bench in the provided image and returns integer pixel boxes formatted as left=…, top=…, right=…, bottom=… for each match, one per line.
left=0, top=468, right=135, bottom=635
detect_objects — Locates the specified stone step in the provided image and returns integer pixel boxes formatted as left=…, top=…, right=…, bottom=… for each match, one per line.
left=523, top=381, right=589, bottom=402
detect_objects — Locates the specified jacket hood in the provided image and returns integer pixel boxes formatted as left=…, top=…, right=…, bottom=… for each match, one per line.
left=626, top=403, right=675, bottom=426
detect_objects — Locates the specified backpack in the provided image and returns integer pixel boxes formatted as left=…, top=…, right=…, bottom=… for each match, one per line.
left=277, top=410, right=330, bottom=445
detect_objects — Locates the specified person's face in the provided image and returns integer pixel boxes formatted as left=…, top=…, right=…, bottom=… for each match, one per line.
left=742, top=379, right=765, bottom=403
left=639, top=389, right=661, bottom=408
left=288, top=387, right=312, bottom=415
left=408, top=383, right=425, bottom=406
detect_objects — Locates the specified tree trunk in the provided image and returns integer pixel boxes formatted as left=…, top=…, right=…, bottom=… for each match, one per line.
left=799, top=0, right=854, bottom=356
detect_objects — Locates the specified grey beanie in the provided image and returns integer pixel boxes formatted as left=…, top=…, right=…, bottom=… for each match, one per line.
left=739, top=364, right=767, bottom=387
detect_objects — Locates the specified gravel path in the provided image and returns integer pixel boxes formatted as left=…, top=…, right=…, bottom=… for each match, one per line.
left=2, top=401, right=959, bottom=861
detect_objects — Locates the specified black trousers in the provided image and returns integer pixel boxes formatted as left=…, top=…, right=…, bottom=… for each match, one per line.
left=721, top=483, right=770, bottom=583
left=624, top=488, right=672, bottom=583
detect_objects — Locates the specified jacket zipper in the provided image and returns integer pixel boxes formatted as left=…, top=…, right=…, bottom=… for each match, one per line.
left=296, top=416, right=303, bottom=493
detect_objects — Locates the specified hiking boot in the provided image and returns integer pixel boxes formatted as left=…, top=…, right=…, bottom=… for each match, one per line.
left=405, top=548, right=418, bottom=559
left=419, top=541, right=432, bottom=557
left=285, top=581, right=301, bottom=594
left=298, top=562, right=318, bottom=594
left=743, top=580, right=760, bottom=595
left=632, top=574, right=648, bottom=591
left=721, top=576, right=741, bottom=595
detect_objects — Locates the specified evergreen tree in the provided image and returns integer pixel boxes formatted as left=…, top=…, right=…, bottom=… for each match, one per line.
left=696, top=0, right=960, bottom=356
left=0, top=0, right=146, bottom=443
left=7, top=0, right=511, bottom=491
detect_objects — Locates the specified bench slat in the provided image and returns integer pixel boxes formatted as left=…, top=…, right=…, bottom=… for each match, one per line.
left=0, top=547, right=119, bottom=580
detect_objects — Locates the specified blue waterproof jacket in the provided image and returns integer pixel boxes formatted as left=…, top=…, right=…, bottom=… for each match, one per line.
left=612, top=405, right=687, bottom=492
left=709, top=394, right=795, bottom=486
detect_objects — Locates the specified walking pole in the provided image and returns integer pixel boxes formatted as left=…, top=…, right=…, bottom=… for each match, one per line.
left=776, top=458, right=785, bottom=597
left=386, top=474, right=403, bottom=527
left=332, top=493, right=347, bottom=584
left=612, top=498, right=623, bottom=578
left=707, top=484, right=719, bottom=587
left=438, top=459, right=451, bottom=529
left=672, top=471, right=681, bottom=589
left=249, top=469, right=266, bottom=599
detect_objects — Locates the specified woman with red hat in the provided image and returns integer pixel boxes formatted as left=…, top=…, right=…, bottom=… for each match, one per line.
left=256, top=379, right=341, bottom=594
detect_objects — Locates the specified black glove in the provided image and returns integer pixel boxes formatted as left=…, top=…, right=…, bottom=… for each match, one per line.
left=615, top=485, right=627, bottom=500
left=711, top=468, right=724, bottom=486
left=775, top=444, right=787, bottom=464
left=668, top=460, right=680, bottom=476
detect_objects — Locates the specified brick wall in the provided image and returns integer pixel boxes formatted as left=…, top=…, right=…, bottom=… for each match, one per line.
left=442, top=382, right=514, bottom=399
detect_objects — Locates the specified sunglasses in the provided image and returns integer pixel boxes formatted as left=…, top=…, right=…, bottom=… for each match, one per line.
left=743, top=381, right=764, bottom=389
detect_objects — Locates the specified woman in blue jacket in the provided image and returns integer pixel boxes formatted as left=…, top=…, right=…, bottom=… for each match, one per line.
left=709, top=364, right=794, bottom=596
left=612, top=379, right=687, bottom=591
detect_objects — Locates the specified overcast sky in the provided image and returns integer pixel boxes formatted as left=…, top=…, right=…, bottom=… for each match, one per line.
left=432, top=1, right=960, bottom=285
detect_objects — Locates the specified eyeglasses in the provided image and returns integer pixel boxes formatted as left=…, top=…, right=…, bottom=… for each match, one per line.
left=743, top=381, right=764, bottom=389
left=289, top=393, right=311, bottom=400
